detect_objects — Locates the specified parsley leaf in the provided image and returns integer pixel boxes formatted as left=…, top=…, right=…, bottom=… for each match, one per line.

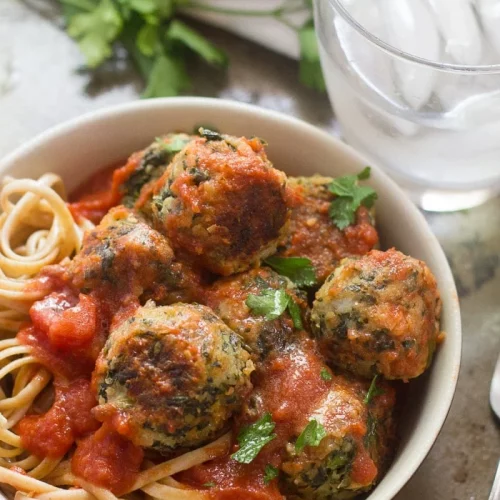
left=264, top=256, right=317, bottom=288
left=155, top=135, right=190, bottom=154
left=328, top=167, right=378, bottom=230
left=298, top=21, right=326, bottom=92
left=203, top=482, right=215, bottom=488
left=364, top=374, right=384, bottom=405
left=295, top=419, right=327, bottom=453
left=167, top=20, right=228, bottom=67
left=67, top=0, right=123, bottom=68
left=320, top=368, right=332, bottom=381
left=246, top=289, right=289, bottom=321
left=246, top=289, right=303, bottom=329
left=142, top=53, right=190, bottom=98
left=263, top=464, right=279, bottom=485
left=232, top=413, right=277, bottom=464
left=136, top=23, right=160, bottom=57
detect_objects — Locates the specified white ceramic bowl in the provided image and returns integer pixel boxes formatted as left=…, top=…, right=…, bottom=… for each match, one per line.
left=0, top=98, right=461, bottom=500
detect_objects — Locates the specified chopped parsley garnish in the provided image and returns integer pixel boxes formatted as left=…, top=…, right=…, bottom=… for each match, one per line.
left=320, top=368, right=332, bottom=381
left=203, top=482, right=215, bottom=488
left=364, top=374, right=384, bottom=405
left=287, top=299, right=303, bottom=330
left=155, top=135, right=189, bottom=154
left=328, top=167, right=378, bottom=230
left=263, top=464, right=279, bottom=485
left=246, top=289, right=303, bottom=329
left=198, top=127, right=223, bottom=141
left=231, top=413, right=276, bottom=464
left=264, top=256, right=317, bottom=288
left=295, top=419, right=327, bottom=453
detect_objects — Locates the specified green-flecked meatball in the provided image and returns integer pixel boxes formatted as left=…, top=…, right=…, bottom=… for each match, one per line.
left=115, top=133, right=194, bottom=208
left=148, top=131, right=290, bottom=275
left=310, top=248, right=442, bottom=380
left=93, top=302, right=254, bottom=453
left=204, top=267, right=308, bottom=361
left=277, top=176, right=379, bottom=285
left=69, top=206, right=175, bottom=298
left=281, top=373, right=396, bottom=500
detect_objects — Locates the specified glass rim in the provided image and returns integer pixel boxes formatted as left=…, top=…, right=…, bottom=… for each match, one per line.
left=327, top=0, right=500, bottom=74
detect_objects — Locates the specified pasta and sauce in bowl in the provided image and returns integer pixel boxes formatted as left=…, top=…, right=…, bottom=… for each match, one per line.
left=0, top=99, right=461, bottom=500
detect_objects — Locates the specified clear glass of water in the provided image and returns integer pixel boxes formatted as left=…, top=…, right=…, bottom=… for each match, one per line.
left=314, top=0, right=500, bottom=211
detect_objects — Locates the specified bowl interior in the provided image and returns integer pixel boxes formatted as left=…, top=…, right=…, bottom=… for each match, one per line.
left=0, top=98, right=461, bottom=500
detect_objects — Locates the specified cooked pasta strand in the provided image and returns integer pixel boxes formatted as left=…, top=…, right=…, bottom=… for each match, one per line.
left=130, top=433, right=231, bottom=492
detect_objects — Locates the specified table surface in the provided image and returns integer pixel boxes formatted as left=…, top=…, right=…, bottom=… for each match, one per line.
left=1, top=1, right=500, bottom=499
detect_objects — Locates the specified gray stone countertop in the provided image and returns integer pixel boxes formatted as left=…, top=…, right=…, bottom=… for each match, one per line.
left=1, top=1, right=499, bottom=499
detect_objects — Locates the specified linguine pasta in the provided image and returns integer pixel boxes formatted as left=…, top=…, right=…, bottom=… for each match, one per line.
left=0, top=175, right=225, bottom=500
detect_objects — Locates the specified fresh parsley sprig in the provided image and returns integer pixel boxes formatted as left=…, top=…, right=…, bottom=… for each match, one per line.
left=328, top=167, right=378, bottom=230
left=295, top=419, right=327, bottom=453
left=364, top=374, right=384, bottom=405
left=320, top=367, right=332, bottom=381
left=264, top=256, right=317, bottom=288
left=246, top=289, right=303, bottom=329
left=231, top=413, right=277, bottom=464
left=58, top=0, right=324, bottom=97
left=263, top=464, right=279, bottom=484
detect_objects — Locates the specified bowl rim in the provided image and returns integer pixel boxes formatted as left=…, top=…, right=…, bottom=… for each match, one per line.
left=0, top=97, right=462, bottom=499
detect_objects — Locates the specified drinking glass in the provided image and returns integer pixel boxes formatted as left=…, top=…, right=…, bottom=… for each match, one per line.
left=314, top=0, right=500, bottom=211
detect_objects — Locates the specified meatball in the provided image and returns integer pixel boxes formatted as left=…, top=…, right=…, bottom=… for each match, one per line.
left=69, top=206, right=174, bottom=297
left=113, top=133, right=194, bottom=208
left=148, top=132, right=290, bottom=275
left=280, top=373, right=396, bottom=499
left=93, top=302, right=254, bottom=453
left=310, top=248, right=442, bottom=380
left=277, top=176, right=379, bottom=284
left=204, top=267, right=308, bottom=360
left=69, top=206, right=203, bottom=304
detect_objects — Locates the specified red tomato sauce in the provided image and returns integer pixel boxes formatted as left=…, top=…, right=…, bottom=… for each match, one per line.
left=179, top=338, right=331, bottom=499
left=14, top=158, right=391, bottom=496
left=18, top=379, right=99, bottom=458
left=72, top=423, right=144, bottom=495
left=68, top=163, right=125, bottom=224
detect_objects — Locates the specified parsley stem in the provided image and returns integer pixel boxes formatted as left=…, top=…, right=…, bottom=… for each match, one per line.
left=183, top=0, right=307, bottom=19
left=59, top=0, right=95, bottom=12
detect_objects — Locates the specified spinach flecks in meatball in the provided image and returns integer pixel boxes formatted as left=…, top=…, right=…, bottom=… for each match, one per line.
left=118, top=133, right=195, bottom=208
left=203, top=267, right=308, bottom=361
left=69, top=206, right=175, bottom=298
left=280, top=373, right=396, bottom=500
left=310, top=248, right=442, bottom=380
left=93, top=302, right=254, bottom=453
left=147, top=134, right=290, bottom=276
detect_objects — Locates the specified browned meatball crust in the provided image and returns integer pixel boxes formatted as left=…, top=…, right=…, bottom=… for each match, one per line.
left=148, top=133, right=290, bottom=275
left=93, top=302, right=254, bottom=453
left=311, top=248, right=442, bottom=380
left=69, top=206, right=201, bottom=303
left=203, top=267, right=308, bottom=360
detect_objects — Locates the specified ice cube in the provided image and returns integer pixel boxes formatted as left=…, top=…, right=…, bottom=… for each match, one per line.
left=428, top=0, right=483, bottom=65
left=333, top=2, right=421, bottom=135
left=334, top=4, right=396, bottom=106
left=444, top=89, right=500, bottom=129
left=475, top=0, right=500, bottom=57
left=381, top=0, right=441, bottom=110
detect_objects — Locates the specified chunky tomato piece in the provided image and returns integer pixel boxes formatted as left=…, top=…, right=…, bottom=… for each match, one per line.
left=18, top=379, right=98, bottom=459
left=30, top=293, right=97, bottom=350
left=72, top=423, right=144, bottom=495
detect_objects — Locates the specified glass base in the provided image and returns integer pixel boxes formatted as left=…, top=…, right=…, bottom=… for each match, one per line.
left=371, top=161, right=500, bottom=211
left=403, top=184, right=499, bottom=212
